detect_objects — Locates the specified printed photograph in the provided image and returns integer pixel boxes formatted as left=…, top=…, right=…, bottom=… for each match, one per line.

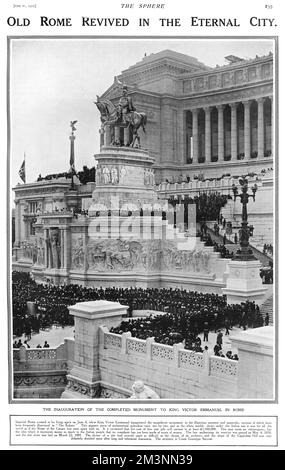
left=10, top=38, right=275, bottom=400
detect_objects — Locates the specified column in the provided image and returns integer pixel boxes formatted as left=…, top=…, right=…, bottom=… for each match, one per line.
left=114, top=126, right=120, bottom=144
left=205, top=107, right=211, bottom=162
left=60, top=229, right=64, bottom=269
left=230, top=103, right=238, bottom=160
left=14, top=201, right=21, bottom=246
left=257, top=98, right=265, bottom=159
left=243, top=101, right=251, bottom=160
left=177, top=108, right=185, bottom=164
left=44, top=229, right=50, bottom=268
left=191, top=109, right=199, bottom=163
left=270, top=96, right=273, bottom=155
left=64, top=228, right=70, bottom=270
left=104, top=125, right=111, bottom=146
left=217, top=105, right=224, bottom=161
left=123, top=127, right=130, bottom=146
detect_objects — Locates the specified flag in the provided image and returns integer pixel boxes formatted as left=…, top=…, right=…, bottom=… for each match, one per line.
left=19, top=159, right=26, bottom=183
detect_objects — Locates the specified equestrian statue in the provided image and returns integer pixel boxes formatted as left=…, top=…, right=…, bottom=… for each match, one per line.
left=95, top=84, right=147, bottom=148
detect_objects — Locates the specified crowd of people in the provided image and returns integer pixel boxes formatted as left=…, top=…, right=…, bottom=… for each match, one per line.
left=109, top=293, right=263, bottom=349
left=263, top=243, right=273, bottom=257
left=12, top=271, right=266, bottom=351
left=198, top=231, right=234, bottom=259
left=260, top=266, right=274, bottom=284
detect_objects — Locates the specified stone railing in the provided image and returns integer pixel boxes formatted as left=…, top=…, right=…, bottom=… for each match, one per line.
left=101, top=328, right=238, bottom=379
left=13, top=338, right=74, bottom=372
left=210, top=355, right=238, bottom=378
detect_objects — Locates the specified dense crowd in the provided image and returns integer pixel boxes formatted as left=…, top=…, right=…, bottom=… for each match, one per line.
left=260, top=266, right=274, bottom=284
left=13, top=272, right=264, bottom=346
left=198, top=231, right=234, bottom=258
left=110, top=294, right=263, bottom=349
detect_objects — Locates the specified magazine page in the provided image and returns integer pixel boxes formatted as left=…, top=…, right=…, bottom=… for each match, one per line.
left=0, top=0, right=283, bottom=455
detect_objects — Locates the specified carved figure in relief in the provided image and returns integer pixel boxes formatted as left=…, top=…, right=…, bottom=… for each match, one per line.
left=72, top=237, right=84, bottom=269
left=128, top=240, right=142, bottom=266
left=36, top=237, right=45, bottom=265
left=130, top=380, right=160, bottom=399
left=194, top=251, right=201, bottom=272
left=201, top=251, right=210, bottom=272
left=102, top=166, right=110, bottom=184
left=50, top=229, right=61, bottom=269
left=36, top=202, right=43, bottom=214
left=120, top=166, right=127, bottom=183
left=111, top=166, right=118, bottom=184
left=96, top=166, right=102, bottom=185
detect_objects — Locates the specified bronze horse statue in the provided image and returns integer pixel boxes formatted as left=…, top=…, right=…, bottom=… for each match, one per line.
left=95, top=96, right=147, bottom=148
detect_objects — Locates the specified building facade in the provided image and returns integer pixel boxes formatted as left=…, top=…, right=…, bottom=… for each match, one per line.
left=102, top=49, right=273, bottom=180
left=12, top=49, right=274, bottom=282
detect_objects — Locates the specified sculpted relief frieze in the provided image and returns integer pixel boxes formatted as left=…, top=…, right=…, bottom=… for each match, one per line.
left=84, top=237, right=213, bottom=275
left=183, top=61, right=272, bottom=97
left=71, top=236, right=85, bottom=270
left=21, top=234, right=45, bottom=266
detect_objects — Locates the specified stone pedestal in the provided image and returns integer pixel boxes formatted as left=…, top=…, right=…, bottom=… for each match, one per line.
left=222, top=259, right=267, bottom=305
left=61, top=300, right=128, bottom=399
left=231, top=326, right=274, bottom=399
left=89, top=146, right=157, bottom=217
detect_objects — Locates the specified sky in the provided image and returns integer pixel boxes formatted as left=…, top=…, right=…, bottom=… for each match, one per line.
left=10, top=38, right=274, bottom=189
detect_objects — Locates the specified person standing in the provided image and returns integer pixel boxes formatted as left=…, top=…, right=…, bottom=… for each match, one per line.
left=217, top=330, right=223, bottom=348
left=224, top=318, right=230, bottom=336
left=203, top=322, right=209, bottom=342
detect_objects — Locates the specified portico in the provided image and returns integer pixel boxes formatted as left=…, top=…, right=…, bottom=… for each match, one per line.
left=185, top=97, right=272, bottom=164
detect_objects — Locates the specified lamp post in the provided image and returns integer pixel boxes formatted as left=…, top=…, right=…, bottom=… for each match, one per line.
left=232, top=176, right=258, bottom=261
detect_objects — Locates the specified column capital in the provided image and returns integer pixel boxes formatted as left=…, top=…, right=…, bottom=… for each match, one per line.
left=242, top=100, right=252, bottom=108
left=216, top=104, right=225, bottom=111
left=204, top=106, right=212, bottom=113
left=257, top=97, right=265, bottom=104
left=230, top=102, right=238, bottom=109
left=190, top=108, right=199, bottom=115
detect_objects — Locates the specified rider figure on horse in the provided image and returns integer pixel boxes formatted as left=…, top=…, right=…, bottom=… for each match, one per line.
left=118, top=85, right=136, bottom=126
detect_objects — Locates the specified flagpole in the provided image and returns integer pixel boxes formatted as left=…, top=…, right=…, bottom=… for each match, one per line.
left=69, top=121, right=77, bottom=190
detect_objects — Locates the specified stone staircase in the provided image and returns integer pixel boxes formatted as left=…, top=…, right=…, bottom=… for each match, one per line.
left=259, top=294, right=274, bottom=325
left=206, top=226, right=272, bottom=267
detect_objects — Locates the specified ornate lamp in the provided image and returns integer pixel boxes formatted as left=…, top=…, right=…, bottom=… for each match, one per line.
left=232, top=176, right=258, bottom=261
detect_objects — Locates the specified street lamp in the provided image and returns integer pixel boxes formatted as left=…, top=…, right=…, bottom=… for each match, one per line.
left=232, top=176, right=258, bottom=261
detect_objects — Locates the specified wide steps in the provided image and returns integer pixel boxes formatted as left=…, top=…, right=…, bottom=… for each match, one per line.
left=260, top=294, right=274, bottom=325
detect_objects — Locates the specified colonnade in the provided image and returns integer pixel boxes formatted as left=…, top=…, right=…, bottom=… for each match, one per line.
left=186, top=97, right=273, bottom=163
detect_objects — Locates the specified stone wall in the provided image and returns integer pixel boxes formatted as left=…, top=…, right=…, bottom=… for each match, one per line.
left=99, top=327, right=238, bottom=399
left=13, top=338, right=74, bottom=399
